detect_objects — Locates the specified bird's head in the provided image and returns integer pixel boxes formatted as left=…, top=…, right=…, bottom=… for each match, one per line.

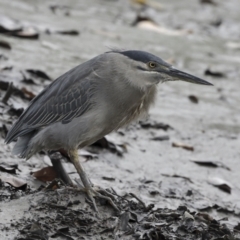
left=113, top=50, right=212, bottom=90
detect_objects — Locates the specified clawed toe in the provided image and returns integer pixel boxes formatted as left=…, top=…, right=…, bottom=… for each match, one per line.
left=86, top=186, right=120, bottom=213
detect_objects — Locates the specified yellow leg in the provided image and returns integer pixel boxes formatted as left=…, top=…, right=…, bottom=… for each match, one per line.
left=68, top=148, right=98, bottom=211
left=68, top=149, right=119, bottom=213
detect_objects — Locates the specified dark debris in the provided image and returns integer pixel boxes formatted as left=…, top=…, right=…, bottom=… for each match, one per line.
left=139, top=120, right=173, bottom=131
left=1, top=185, right=239, bottom=240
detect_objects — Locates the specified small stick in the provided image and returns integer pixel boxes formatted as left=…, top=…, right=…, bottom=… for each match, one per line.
left=2, top=82, right=13, bottom=104
left=129, top=192, right=147, bottom=209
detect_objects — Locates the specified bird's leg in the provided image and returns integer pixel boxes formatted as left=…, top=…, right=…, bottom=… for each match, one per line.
left=68, top=149, right=119, bottom=213
left=68, top=148, right=97, bottom=211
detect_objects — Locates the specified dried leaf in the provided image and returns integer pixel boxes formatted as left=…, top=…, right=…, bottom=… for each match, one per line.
left=162, top=174, right=193, bottom=183
left=150, top=135, right=169, bottom=141
left=204, top=68, right=225, bottom=78
left=188, top=95, right=199, bottom=104
left=0, top=163, right=18, bottom=174
left=26, top=69, right=52, bottom=80
left=196, top=212, right=213, bottom=222
left=118, top=211, right=130, bottom=231
left=140, top=120, right=173, bottom=131
left=191, top=160, right=231, bottom=171
left=80, top=150, right=98, bottom=160
left=92, top=137, right=127, bottom=156
left=200, top=0, right=217, bottom=5
left=208, top=177, right=231, bottom=194
left=21, top=78, right=35, bottom=85
left=21, top=87, right=36, bottom=100
left=0, top=40, right=11, bottom=50
left=10, top=27, right=39, bottom=39
left=32, top=166, right=58, bottom=182
left=1, top=176, right=27, bottom=190
left=0, top=81, right=26, bottom=100
left=8, top=107, right=24, bottom=117
left=0, top=16, right=22, bottom=33
left=172, top=142, right=194, bottom=151
left=102, top=176, right=115, bottom=181
left=0, top=124, right=8, bottom=138
left=56, top=30, right=79, bottom=35
left=132, top=15, right=188, bottom=36
left=234, top=223, right=240, bottom=232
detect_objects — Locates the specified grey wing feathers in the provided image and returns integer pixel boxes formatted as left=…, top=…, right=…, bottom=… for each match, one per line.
left=5, top=60, right=97, bottom=144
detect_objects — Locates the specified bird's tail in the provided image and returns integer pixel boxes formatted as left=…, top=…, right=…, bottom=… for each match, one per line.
left=12, top=131, right=37, bottom=159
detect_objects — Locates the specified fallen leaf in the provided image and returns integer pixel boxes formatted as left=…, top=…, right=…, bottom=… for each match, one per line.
left=196, top=212, right=213, bottom=222
left=0, top=81, right=33, bottom=100
left=200, top=0, right=217, bottom=5
left=118, top=211, right=130, bottom=231
left=0, top=81, right=11, bottom=91
left=8, top=107, right=24, bottom=117
left=10, top=27, right=39, bottom=39
left=92, top=137, right=127, bottom=156
left=0, top=124, right=8, bottom=138
left=204, top=68, right=225, bottom=78
left=26, top=69, right=52, bottom=80
left=172, top=142, right=194, bottom=151
left=132, top=15, right=188, bottom=36
left=0, top=163, right=18, bottom=174
left=140, top=120, right=173, bottom=131
left=80, top=150, right=98, bottom=160
left=162, top=174, right=193, bottom=183
left=0, top=40, right=11, bottom=50
left=56, top=30, right=79, bottom=35
left=140, top=178, right=155, bottom=184
left=32, top=166, right=58, bottom=182
left=102, top=176, right=115, bottom=181
left=191, top=160, right=231, bottom=171
left=0, top=16, right=22, bottom=33
left=210, top=19, right=222, bottom=27
left=149, top=189, right=160, bottom=195
left=1, top=176, right=27, bottom=190
left=208, top=177, right=231, bottom=194
left=150, top=135, right=169, bottom=141
left=21, top=87, right=36, bottom=100
left=132, top=15, right=156, bottom=26
left=188, top=95, right=199, bottom=104
left=21, top=78, right=36, bottom=85
left=49, top=4, right=71, bottom=15
left=234, top=223, right=240, bottom=232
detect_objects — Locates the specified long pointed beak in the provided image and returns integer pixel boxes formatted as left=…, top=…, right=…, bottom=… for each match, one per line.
left=168, top=67, right=213, bottom=86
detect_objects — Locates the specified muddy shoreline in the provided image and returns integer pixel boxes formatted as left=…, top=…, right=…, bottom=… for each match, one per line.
left=0, top=0, right=240, bottom=239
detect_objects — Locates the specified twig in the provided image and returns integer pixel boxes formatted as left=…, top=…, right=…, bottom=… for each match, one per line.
left=129, top=192, right=147, bottom=209
left=2, top=82, right=13, bottom=104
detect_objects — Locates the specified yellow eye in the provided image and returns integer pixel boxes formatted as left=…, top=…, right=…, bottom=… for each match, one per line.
left=148, top=62, right=156, bottom=68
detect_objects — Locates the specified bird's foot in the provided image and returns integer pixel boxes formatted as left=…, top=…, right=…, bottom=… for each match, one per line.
left=74, top=180, right=119, bottom=213
left=86, top=186, right=120, bottom=213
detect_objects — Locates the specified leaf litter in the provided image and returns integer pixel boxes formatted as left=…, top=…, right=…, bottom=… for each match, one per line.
left=2, top=185, right=239, bottom=240
left=0, top=1, right=240, bottom=239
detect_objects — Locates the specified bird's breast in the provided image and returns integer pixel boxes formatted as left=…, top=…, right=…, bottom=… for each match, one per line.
left=115, top=85, right=157, bottom=129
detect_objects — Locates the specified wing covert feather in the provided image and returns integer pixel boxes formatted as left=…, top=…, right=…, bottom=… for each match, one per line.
left=5, top=57, right=99, bottom=143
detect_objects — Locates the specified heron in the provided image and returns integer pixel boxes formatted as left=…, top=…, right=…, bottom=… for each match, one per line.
left=5, top=50, right=212, bottom=211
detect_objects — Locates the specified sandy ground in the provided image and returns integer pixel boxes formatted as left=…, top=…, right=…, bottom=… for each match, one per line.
left=0, top=0, right=240, bottom=239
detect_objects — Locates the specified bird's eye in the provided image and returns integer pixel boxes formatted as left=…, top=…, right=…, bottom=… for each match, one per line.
left=148, top=62, right=157, bottom=68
